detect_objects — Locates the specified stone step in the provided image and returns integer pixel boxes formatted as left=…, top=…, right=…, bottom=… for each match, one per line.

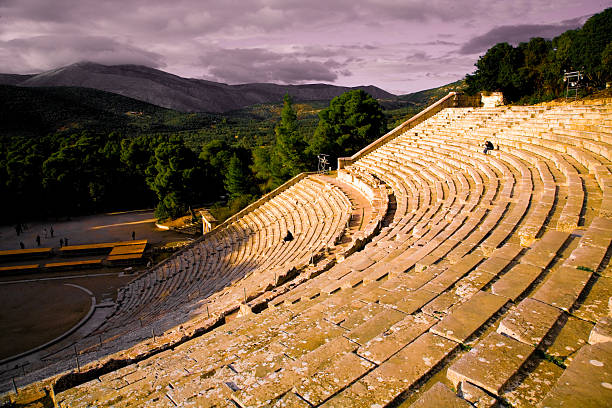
left=531, top=266, right=593, bottom=311
left=502, top=359, right=564, bottom=408
left=431, top=291, right=509, bottom=343
left=409, top=382, right=472, bottom=408
left=538, top=341, right=612, bottom=407
left=345, top=308, right=406, bottom=346
left=270, top=392, right=311, bottom=407
left=447, top=331, right=535, bottom=396
left=293, top=352, right=374, bottom=406
left=497, top=297, right=563, bottom=345
left=357, top=314, right=437, bottom=364
left=491, top=263, right=544, bottom=301
left=233, top=336, right=356, bottom=407
left=323, top=332, right=458, bottom=407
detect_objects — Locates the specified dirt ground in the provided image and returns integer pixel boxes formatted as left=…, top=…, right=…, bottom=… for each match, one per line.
left=0, top=210, right=193, bottom=360
left=0, top=209, right=186, bottom=251
left=0, top=281, right=90, bottom=359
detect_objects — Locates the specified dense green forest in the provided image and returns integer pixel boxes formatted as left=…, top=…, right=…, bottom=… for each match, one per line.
left=466, top=8, right=612, bottom=103
left=0, top=90, right=390, bottom=223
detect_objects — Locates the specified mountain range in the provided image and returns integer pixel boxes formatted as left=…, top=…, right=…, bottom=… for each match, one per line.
left=0, top=62, right=396, bottom=113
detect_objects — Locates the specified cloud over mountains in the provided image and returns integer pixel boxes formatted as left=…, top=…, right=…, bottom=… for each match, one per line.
left=0, top=0, right=605, bottom=93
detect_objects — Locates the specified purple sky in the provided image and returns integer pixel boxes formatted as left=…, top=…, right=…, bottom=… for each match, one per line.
left=0, top=1, right=608, bottom=94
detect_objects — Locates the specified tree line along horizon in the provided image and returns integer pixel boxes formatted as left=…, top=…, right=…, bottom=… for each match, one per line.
left=0, top=8, right=610, bottom=224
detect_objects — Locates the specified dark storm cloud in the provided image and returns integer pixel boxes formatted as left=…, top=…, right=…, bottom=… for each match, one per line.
left=201, top=48, right=348, bottom=84
left=458, top=16, right=589, bottom=54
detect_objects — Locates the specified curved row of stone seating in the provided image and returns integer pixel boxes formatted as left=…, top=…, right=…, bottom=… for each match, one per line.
left=103, top=176, right=352, bottom=332
left=10, top=100, right=612, bottom=407
left=0, top=175, right=357, bottom=390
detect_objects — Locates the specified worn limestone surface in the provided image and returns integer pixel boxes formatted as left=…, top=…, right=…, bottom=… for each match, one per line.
left=539, top=341, right=612, bottom=407
left=409, top=382, right=472, bottom=408
left=491, top=264, right=544, bottom=301
left=447, top=332, right=535, bottom=395
left=588, top=316, right=612, bottom=345
left=545, top=316, right=593, bottom=364
left=532, top=266, right=593, bottom=311
left=497, top=298, right=563, bottom=345
left=431, top=291, right=508, bottom=343
left=324, top=333, right=458, bottom=407
left=503, top=359, right=564, bottom=408
left=573, top=276, right=612, bottom=323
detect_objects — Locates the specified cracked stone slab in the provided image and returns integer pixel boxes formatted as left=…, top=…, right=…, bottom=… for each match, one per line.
left=447, top=332, right=535, bottom=396
left=268, top=392, right=311, bottom=407
left=498, top=298, right=563, bottom=346
left=232, top=336, right=356, bottom=407
left=538, top=341, right=612, bottom=408
left=573, top=276, right=612, bottom=323
left=459, top=382, right=498, bottom=408
left=357, top=313, right=436, bottom=364
left=323, top=332, right=458, bottom=408
left=502, top=359, right=563, bottom=408
left=293, top=352, right=374, bottom=406
left=589, top=316, right=612, bottom=345
left=409, top=382, right=472, bottom=408
left=431, top=291, right=508, bottom=343
left=346, top=308, right=406, bottom=346
left=545, top=316, right=593, bottom=365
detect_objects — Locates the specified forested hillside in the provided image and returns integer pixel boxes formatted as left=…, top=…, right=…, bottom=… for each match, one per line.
left=466, top=7, right=611, bottom=103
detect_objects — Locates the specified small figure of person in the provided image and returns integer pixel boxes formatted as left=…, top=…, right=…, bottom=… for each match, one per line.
left=64, top=237, right=69, bottom=246
left=15, top=224, right=21, bottom=236
left=132, top=231, right=136, bottom=240
left=50, top=226, right=54, bottom=238
left=283, top=231, right=294, bottom=242
left=483, top=140, right=494, bottom=155
left=60, top=238, right=64, bottom=247
left=19, top=242, right=24, bottom=249
left=36, top=235, right=41, bottom=247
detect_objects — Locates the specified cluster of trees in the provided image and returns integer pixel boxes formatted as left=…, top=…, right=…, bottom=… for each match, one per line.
left=0, top=90, right=387, bottom=224
left=466, top=8, right=612, bottom=102
left=253, top=90, right=386, bottom=190
left=0, top=133, right=210, bottom=222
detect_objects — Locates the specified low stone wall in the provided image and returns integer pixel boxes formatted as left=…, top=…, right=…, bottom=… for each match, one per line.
left=212, top=172, right=316, bottom=232
left=337, top=92, right=480, bottom=169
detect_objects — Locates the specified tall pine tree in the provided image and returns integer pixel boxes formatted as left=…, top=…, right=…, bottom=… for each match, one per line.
left=269, top=94, right=308, bottom=187
left=224, top=154, right=249, bottom=199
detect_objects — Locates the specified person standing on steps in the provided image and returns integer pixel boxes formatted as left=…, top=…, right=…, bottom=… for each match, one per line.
left=36, top=235, right=41, bottom=247
left=50, top=226, right=54, bottom=238
left=132, top=231, right=136, bottom=240
left=19, top=242, right=24, bottom=249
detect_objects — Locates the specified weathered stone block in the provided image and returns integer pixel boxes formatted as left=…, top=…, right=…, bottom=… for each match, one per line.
left=447, top=332, right=535, bottom=396
left=497, top=298, right=562, bottom=346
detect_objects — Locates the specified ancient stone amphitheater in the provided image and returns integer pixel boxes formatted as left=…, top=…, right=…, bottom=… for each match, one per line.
left=3, top=93, right=612, bottom=407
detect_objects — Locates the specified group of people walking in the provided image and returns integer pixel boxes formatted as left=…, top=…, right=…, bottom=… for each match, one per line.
left=15, top=223, right=69, bottom=250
